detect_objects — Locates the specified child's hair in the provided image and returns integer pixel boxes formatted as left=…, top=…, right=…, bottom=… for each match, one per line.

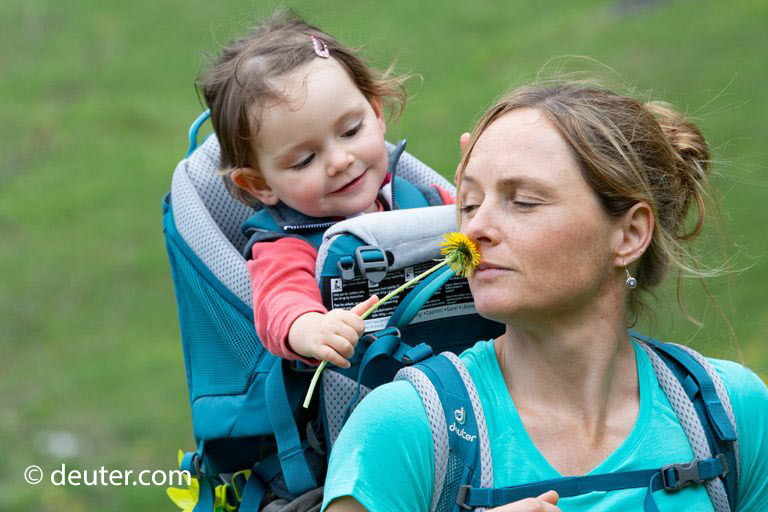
left=197, top=8, right=409, bottom=206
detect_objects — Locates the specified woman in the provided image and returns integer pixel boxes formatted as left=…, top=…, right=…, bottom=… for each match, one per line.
left=322, top=82, right=768, bottom=511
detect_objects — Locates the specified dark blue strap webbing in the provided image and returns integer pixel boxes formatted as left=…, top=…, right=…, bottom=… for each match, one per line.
left=416, top=355, right=480, bottom=479
left=193, top=476, right=216, bottom=512
left=238, top=472, right=267, bottom=512
left=462, top=457, right=726, bottom=511
left=265, top=359, right=317, bottom=496
left=342, top=332, right=402, bottom=423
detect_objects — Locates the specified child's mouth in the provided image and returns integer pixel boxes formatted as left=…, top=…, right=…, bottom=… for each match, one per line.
left=332, top=169, right=367, bottom=194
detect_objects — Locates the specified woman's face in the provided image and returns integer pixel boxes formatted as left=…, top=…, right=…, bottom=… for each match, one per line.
left=460, top=108, right=620, bottom=325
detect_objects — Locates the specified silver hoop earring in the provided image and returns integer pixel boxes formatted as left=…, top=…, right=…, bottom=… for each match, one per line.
left=625, top=268, right=638, bottom=289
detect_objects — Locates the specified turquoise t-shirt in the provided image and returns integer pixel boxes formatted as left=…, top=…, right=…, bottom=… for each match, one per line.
left=322, top=340, right=768, bottom=511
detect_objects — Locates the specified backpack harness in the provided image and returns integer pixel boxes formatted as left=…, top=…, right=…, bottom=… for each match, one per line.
left=395, top=334, right=740, bottom=512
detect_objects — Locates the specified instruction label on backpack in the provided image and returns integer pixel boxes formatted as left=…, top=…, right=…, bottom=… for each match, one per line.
left=322, top=261, right=477, bottom=332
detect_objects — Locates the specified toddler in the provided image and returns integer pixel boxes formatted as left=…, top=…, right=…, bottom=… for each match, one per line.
left=198, top=11, right=453, bottom=368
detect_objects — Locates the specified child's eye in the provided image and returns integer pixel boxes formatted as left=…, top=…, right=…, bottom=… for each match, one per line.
left=342, top=121, right=362, bottom=138
left=291, top=153, right=315, bottom=169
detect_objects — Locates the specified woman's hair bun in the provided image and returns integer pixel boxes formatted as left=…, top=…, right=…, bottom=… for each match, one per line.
left=644, top=101, right=710, bottom=179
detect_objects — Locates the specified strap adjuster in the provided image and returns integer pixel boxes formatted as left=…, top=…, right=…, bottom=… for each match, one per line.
left=661, top=454, right=727, bottom=491
left=355, top=246, right=388, bottom=283
left=455, top=484, right=472, bottom=510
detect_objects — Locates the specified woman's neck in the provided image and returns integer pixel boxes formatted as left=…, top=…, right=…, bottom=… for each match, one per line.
left=495, top=300, right=639, bottom=438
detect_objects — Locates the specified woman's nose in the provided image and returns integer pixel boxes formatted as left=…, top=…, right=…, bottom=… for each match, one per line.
left=462, top=202, right=499, bottom=245
left=327, top=145, right=354, bottom=175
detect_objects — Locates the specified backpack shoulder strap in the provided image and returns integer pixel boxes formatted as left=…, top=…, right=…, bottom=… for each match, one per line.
left=396, top=352, right=493, bottom=512
left=635, top=336, right=739, bottom=512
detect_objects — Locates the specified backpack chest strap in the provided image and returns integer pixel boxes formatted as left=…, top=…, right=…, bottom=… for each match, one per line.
left=459, top=455, right=728, bottom=511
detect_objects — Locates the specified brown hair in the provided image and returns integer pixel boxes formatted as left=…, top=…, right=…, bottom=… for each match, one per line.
left=456, top=81, right=723, bottom=323
left=197, top=8, right=409, bottom=206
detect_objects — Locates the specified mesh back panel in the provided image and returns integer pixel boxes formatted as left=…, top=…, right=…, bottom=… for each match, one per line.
left=185, top=136, right=252, bottom=251
left=169, top=238, right=265, bottom=399
left=322, top=371, right=371, bottom=447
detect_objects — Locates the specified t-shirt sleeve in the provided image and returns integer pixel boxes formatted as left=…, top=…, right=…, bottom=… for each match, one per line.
left=248, top=237, right=328, bottom=364
left=321, top=381, right=435, bottom=512
left=711, top=359, right=768, bottom=511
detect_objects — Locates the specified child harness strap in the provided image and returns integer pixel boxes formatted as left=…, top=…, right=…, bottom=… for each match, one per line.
left=399, top=340, right=739, bottom=512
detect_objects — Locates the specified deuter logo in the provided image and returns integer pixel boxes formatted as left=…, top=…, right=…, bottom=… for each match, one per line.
left=449, top=422, right=477, bottom=443
left=454, top=407, right=466, bottom=425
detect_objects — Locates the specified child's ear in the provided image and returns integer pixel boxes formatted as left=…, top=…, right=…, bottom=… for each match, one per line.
left=370, top=97, right=387, bottom=132
left=231, top=167, right=279, bottom=205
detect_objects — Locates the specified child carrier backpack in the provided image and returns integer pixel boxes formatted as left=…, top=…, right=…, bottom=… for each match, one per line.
left=162, top=111, right=504, bottom=511
left=394, top=333, right=740, bottom=512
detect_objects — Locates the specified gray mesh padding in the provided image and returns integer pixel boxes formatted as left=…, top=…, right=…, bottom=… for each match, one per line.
left=396, top=367, right=450, bottom=512
left=171, top=156, right=253, bottom=307
left=322, top=371, right=371, bottom=448
left=441, top=352, right=494, bottom=490
left=639, top=342, right=731, bottom=512
left=385, top=141, right=456, bottom=194
left=183, top=136, right=253, bottom=251
left=673, top=343, right=741, bottom=477
left=316, top=205, right=457, bottom=284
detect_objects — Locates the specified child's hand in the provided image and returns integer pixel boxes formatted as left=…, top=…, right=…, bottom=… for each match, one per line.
left=288, top=295, right=379, bottom=368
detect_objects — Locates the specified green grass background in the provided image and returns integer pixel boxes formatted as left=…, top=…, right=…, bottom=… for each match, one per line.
left=1, top=0, right=766, bottom=510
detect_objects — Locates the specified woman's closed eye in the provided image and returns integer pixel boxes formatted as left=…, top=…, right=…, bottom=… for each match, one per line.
left=459, top=203, right=479, bottom=215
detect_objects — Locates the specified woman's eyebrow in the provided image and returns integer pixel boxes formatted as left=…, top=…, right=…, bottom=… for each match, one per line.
left=462, top=174, right=555, bottom=195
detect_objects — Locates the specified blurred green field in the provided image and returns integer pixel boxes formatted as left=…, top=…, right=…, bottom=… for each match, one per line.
left=1, top=0, right=766, bottom=510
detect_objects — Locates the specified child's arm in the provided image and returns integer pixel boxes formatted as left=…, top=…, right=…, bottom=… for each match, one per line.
left=248, top=237, right=329, bottom=364
left=287, top=295, right=378, bottom=368
left=249, top=237, right=377, bottom=367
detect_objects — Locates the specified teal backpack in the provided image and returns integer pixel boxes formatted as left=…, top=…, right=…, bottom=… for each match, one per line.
left=163, top=112, right=503, bottom=511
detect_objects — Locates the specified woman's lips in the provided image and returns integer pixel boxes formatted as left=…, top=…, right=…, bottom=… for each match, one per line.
left=474, top=262, right=513, bottom=279
left=332, top=169, right=367, bottom=194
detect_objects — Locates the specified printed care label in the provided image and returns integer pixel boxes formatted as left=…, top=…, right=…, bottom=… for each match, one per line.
left=322, top=261, right=477, bottom=332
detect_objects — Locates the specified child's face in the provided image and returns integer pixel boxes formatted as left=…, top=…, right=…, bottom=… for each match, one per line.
left=248, top=58, right=389, bottom=218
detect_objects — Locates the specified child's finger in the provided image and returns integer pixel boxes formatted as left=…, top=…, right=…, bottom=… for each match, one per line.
left=349, top=295, right=378, bottom=317
left=325, top=334, right=356, bottom=359
left=536, top=491, right=558, bottom=504
left=315, top=344, right=350, bottom=368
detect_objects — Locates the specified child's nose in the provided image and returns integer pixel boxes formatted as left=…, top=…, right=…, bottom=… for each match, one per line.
left=327, top=146, right=354, bottom=175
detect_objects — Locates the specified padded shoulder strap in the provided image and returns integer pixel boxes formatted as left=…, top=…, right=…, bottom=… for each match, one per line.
left=636, top=337, right=739, bottom=512
left=396, top=352, right=493, bottom=512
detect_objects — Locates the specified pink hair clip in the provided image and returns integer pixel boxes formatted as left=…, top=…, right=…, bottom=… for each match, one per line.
left=311, top=35, right=330, bottom=58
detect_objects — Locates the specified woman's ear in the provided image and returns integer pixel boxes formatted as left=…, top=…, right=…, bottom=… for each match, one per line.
left=231, top=168, right=279, bottom=205
left=612, top=201, right=654, bottom=268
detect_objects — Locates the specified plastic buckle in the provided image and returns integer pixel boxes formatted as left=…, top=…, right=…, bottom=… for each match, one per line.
left=661, top=460, right=704, bottom=490
left=337, top=256, right=355, bottom=280
left=355, top=246, right=388, bottom=284
left=455, top=485, right=472, bottom=510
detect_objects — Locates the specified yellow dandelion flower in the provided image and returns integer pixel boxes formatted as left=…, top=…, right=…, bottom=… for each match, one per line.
left=439, top=232, right=481, bottom=278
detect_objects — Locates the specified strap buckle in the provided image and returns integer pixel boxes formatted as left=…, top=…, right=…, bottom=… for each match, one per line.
left=662, top=454, right=728, bottom=491
left=355, top=246, right=388, bottom=283
left=455, top=484, right=472, bottom=510
left=228, top=469, right=251, bottom=503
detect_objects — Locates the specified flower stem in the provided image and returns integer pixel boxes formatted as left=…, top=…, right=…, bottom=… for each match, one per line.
left=302, top=260, right=448, bottom=408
